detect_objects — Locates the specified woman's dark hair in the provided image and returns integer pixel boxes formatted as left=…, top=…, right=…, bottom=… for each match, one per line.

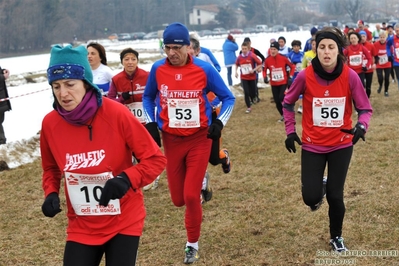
left=87, top=42, right=108, bottom=65
left=291, top=40, right=302, bottom=48
left=315, top=27, right=348, bottom=63
left=347, top=31, right=361, bottom=43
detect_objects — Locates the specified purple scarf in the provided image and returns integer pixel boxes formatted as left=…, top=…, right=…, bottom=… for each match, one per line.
left=56, top=89, right=98, bottom=126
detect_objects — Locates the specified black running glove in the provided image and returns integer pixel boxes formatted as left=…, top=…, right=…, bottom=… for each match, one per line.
left=122, top=92, right=131, bottom=101
left=287, top=76, right=293, bottom=88
left=285, top=132, right=302, bottom=153
left=340, top=123, right=366, bottom=145
left=264, top=77, right=269, bottom=84
left=41, top=192, right=62, bottom=218
left=388, top=56, right=393, bottom=63
left=207, top=119, right=223, bottom=140
left=145, top=122, right=161, bottom=147
left=362, top=66, right=368, bottom=71
left=99, top=173, right=131, bottom=207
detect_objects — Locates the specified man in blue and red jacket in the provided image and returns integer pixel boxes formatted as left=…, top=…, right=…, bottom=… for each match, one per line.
left=142, top=22, right=235, bottom=265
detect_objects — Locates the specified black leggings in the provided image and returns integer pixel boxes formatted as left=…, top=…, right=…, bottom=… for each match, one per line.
left=271, top=85, right=286, bottom=116
left=301, top=146, right=353, bottom=239
left=376, top=68, right=391, bottom=92
left=364, top=72, right=373, bottom=98
left=63, top=234, right=140, bottom=266
left=241, top=79, right=256, bottom=108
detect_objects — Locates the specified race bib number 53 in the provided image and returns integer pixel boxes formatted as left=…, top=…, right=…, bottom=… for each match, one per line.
left=167, top=98, right=200, bottom=128
left=65, top=171, right=121, bottom=216
left=312, top=97, right=346, bottom=127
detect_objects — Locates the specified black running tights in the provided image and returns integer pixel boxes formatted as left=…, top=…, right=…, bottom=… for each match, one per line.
left=301, top=146, right=353, bottom=239
left=376, top=68, right=391, bottom=92
left=63, top=234, right=139, bottom=266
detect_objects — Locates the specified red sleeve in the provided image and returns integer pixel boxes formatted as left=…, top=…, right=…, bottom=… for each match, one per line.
left=252, top=53, right=262, bottom=65
left=40, top=115, right=62, bottom=197
left=362, top=46, right=372, bottom=68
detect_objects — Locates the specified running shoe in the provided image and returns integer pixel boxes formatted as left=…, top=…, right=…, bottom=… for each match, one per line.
left=330, top=237, right=348, bottom=253
left=220, top=148, right=231, bottom=174
left=277, top=116, right=284, bottom=123
left=377, top=86, right=382, bottom=94
left=385, top=91, right=389, bottom=97
left=184, top=246, right=199, bottom=264
left=245, top=108, right=251, bottom=114
left=297, top=105, right=303, bottom=114
left=201, top=172, right=213, bottom=203
left=152, top=176, right=160, bottom=190
left=143, top=182, right=153, bottom=191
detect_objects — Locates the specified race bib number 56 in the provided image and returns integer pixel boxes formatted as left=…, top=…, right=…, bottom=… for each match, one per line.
left=312, top=97, right=346, bottom=127
left=65, top=171, right=121, bottom=216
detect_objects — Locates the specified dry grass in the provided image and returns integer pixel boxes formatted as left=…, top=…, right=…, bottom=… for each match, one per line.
left=1, top=79, right=399, bottom=266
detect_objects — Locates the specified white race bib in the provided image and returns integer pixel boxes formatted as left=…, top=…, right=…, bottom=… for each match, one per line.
left=65, top=171, right=121, bottom=216
left=295, top=63, right=302, bottom=72
left=349, top=54, right=362, bottom=66
left=125, top=102, right=145, bottom=123
left=271, top=69, right=284, bottom=82
left=241, top=63, right=253, bottom=75
left=379, top=54, right=388, bottom=65
left=167, top=98, right=200, bottom=128
left=312, top=97, right=346, bottom=127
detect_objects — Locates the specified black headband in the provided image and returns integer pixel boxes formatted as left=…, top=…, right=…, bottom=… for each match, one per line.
left=316, top=32, right=341, bottom=49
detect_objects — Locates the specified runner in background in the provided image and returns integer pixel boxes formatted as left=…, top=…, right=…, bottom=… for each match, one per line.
left=373, top=31, right=392, bottom=95
left=87, top=42, right=114, bottom=96
left=108, top=48, right=161, bottom=190
left=359, top=31, right=376, bottom=98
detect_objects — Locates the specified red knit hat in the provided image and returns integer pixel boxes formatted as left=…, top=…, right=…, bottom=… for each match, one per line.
left=227, top=34, right=234, bottom=41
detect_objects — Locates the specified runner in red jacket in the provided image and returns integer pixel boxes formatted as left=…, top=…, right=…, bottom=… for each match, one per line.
left=263, top=41, right=296, bottom=122
left=373, top=31, right=392, bottom=95
left=41, top=44, right=166, bottom=266
left=359, top=31, right=377, bottom=98
left=343, top=31, right=372, bottom=89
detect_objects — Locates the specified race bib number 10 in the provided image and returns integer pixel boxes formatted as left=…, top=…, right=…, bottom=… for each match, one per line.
left=65, top=171, right=121, bottom=216
left=125, top=102, right=145, bottom=123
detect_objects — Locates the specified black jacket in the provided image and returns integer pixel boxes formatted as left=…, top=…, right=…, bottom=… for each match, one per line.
left=0, top=67, right=11, bottom=113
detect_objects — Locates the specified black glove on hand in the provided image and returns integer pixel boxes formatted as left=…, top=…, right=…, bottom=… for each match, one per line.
left=362, top=66, right=368, bottom=71
left=264, top=77, right=269, bottom=84
left=287, top=77, right=293, bottom=88
left=145, top=122, right=161, bottom=147
left=285, top=133, right=302, bottom=153
left=340, top=123, right=366, bottom=145
left=99, top=172, right=131, bottom=207
left=122, top=92, right=131, bottom=101
left=388, top=56, right=393, bottom=63
left=207, top=119, right=223, bottom=140
left=41, top=192, right=61, bottom=218
left=374, top=56, right=379, bottom=64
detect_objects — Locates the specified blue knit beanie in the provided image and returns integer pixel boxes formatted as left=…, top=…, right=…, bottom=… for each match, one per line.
left=310, top=27, right=318, bottom=35
left=163, top=22, right=190, bottom=45
left=358, top=30, right=366, bottom=36
left=47, top=44, right=102, bottom=106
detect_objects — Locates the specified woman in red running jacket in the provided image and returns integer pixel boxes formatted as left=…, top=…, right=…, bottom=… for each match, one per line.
left=373, top=31, right=392, bottom=95
left=108, top=48, right=149, bottom=124
left=263, top=41, right=296, bottom=121
left=343, top=31, right=372, bottom=89
left=359, top=31, right=377, bottom=98
left=40, top=45, right=166, bottom=266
